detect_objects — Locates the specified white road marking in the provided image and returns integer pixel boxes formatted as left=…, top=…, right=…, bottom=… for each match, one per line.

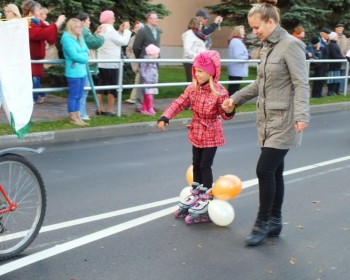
left=0, top=206, right=177, bottom=276
left=0, top=155, right=349, bottom=275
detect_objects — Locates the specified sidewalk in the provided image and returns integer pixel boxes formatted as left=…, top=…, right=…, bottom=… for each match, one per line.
left=0, top=94, right=175, bottom=124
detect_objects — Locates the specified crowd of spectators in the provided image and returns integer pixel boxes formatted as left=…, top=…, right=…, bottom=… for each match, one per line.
left=1, top=3, right=348, bottom=125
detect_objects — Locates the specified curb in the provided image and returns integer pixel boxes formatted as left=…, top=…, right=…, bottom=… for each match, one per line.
left=0, top=102, right=349, bottom=148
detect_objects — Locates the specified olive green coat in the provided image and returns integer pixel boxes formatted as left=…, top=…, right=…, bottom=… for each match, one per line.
left=231, top=26, right=310, bottom=149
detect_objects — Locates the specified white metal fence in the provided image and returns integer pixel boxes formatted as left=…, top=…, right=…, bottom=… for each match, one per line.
left=32, top=58, right=350, bottom=116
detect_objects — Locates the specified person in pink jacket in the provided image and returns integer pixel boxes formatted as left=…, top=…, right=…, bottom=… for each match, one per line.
left=158, top=50, right=235, bottom=223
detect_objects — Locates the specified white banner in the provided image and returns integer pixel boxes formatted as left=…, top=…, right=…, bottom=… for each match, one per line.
left=0, top=19, right=33, bottom=138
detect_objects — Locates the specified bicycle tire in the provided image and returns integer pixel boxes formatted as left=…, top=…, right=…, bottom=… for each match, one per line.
left=0, top=154, right=46, bottom=260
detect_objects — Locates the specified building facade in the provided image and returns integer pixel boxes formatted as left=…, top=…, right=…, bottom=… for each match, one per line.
left=151, top=0, right=232, bottom=59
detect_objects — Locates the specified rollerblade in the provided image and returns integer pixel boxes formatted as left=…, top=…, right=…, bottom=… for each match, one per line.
left=175, top=183, right=202, bottom=218
left=185, top=188, right=213, bottom=224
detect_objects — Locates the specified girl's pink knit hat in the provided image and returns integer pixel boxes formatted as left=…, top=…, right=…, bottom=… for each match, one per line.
left=193, top=51, right=216, bottom=76
left=100, top=10, right=114, bottom=24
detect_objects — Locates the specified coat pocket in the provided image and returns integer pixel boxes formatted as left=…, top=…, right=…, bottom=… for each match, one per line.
left=266, top=101, right=290, bottom=129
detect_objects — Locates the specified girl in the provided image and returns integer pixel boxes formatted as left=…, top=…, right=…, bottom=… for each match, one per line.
left=140, top=44, right=160, bottom=116
left=158, top=50, right=235, bottom=223
left=61, top=18, right=89, bottom=126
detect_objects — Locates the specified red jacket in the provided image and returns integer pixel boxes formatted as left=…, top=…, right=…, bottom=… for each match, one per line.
left=162, top=83, right=233, bottom=148
left=28, top=19, right=58, bottom=77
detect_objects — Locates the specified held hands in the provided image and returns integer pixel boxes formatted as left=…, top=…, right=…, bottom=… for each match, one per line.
left=295, top=121, right=309, bottom=133
left=222, top=98, right=235, bottom=113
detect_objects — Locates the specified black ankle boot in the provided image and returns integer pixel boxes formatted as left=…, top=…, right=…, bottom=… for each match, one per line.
left=245, top=219, right=269, bottom=246
left=267, top=217, right=282, bottom=237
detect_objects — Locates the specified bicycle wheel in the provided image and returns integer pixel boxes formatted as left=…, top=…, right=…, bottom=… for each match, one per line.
left=0, top=154, right=46, bottom=260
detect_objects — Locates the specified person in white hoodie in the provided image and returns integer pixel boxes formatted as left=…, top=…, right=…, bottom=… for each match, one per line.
left=182, top=17, right=207, bottom=82
left=96, top=10, right=131, bottom=116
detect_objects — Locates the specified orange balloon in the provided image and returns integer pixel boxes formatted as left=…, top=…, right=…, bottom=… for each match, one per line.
left=186, top=165, right=193, bottom=185
left=212, top=175, right=242, bottom=200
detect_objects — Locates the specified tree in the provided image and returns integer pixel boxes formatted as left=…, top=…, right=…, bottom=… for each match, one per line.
left=1, top=0, right=170, bottom=87
left=2, top=0, right=170, bottom=28
left=206, top=0, right=350, bottom=40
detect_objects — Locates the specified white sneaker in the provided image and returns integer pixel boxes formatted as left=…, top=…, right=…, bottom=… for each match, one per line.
left=125, top=99, right=136, bottom=104
left=81, top=115, right=91, bottom=120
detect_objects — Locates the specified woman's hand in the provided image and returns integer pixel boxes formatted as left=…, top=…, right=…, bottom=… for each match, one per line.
left=222, top=98, right=235, bottom=113
left=295, top=121, right=309, bottom=133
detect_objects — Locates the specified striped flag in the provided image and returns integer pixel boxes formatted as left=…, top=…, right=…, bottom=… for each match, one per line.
left=0, top=19, right=33, bottom=138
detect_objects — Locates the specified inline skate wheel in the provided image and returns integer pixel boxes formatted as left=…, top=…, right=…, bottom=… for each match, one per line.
left=185, top=215, right=194, bottom=224
left=174, top=209, right=184, bottom=218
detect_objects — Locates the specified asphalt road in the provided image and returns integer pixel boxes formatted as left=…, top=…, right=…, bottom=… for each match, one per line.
left=0, top=110, right=349, bottom=280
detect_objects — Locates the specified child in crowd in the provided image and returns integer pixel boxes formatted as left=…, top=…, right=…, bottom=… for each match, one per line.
left=157, top=50, right=235, bottom=224
left=139, top=44, right=160, bottom=116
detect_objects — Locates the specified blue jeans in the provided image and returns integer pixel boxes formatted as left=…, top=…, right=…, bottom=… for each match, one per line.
left=67, top=77, right=85, bottom=113
left=33, top=77, right=46, bottom=102
left=80, top=76, right=89, bottom=117
left=339, top=69, right=346, bottom=92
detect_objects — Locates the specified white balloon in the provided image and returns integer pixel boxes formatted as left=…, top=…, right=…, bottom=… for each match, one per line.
left=179, top=186, right=192, bottom=201
left=208, top=200, right=235, bottom=226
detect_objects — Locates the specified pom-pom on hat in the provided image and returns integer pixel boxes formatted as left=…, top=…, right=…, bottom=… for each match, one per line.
left=100, top=10, right=114, bottom=24
left=193, top=51, right=216, bottom=77
left=145, top=44, right=160, bottom=55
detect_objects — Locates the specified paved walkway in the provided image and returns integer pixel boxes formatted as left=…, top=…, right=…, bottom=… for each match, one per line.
left=0, top=94, right=175, bottom=124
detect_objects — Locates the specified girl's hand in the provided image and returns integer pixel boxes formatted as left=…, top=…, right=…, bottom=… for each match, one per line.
left=158, top=121, right=166, bottom=131
left=222, top=98, right=235, bottom=113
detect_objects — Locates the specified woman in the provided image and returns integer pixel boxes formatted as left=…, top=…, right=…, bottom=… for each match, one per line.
left=21, top=0, right=66, bottom=103
left=61, top=18, right=89, bottom=126
left=75, top=12, right=105, bottom=120
left=227, top=25, right=249, bottom=96
left=4, top=3, right=21, bottom=19
left=96, top=10, right=131, bottom=116
left=223, top=0, right=310, bottom=246
left=182, top=17, right=207, bottom=82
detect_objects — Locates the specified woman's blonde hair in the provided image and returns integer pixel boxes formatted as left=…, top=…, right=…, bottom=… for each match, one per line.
left=228, top=25, right=244, bottom=42
left=5, top=3, right=21, bottom=19
left=66, top=18, right=83, bottom=44
left=248, top=0, right=280, bottom=24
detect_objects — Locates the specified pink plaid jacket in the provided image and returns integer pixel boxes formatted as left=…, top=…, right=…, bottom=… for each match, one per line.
left=162, top=83, right=233, bottom=148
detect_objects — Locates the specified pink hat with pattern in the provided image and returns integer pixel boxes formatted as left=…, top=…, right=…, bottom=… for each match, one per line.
left=193, top=51, right=216, bottom=77
left=100, top=10, right=114, bottom=24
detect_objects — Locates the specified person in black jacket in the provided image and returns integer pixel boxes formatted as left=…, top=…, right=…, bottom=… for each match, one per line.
left=195, top=9, right=222, bottom=49
left=306, top=35, right=324, bottom=98
left=327, top=32, right=343, bottom=96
